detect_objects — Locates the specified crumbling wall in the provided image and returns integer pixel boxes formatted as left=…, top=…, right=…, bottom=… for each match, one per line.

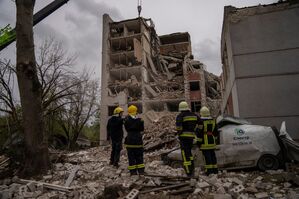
left=204, top=71, right=222, bottom=117
left=101, top=16, right=222, bottom=144
left=143, top=111, right=178, bottom=151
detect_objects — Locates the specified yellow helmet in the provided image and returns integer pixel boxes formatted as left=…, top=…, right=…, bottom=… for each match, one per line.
left=113, top=107, right=124, bottom=115
left=128, top=105, right=138, bottom=116
left=200, top=106, right=210, bottom=117
left=178, top=101, right=190, bottom=112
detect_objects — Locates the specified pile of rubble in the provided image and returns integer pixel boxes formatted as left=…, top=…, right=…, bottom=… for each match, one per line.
left=143, top=111, right=178, bottom=151
left=1, top=147, right=298, bottom=199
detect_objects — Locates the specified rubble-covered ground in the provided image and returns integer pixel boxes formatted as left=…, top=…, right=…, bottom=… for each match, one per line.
left=0, top=146, right=298, bottom=199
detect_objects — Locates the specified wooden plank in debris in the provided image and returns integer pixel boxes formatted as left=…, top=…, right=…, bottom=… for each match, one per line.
left=144, top=138, right=176, bottom=151
left=0, top=158, right=9, bottom=169
left=144, top=174, right=190, bottom=180
left=170, top=186, right=194, bottom=195
left=65, top=165, right=80, bottom=187
left=139, top=182, right=189, bottom=194
left=160, top=55, right=182, bottom=62
left=0, top=158, right=9, bottom=166
left=18, top=179, right=72, bottom=192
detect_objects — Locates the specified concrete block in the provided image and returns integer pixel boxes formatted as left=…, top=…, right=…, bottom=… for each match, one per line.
left=12, top=176, right=19, bottom=183
left=19, top=185, right=29, bottom=195
left=26, top=182, right=36, bottom=192
left=47, top=192, right=59, bottom=199
left=125, top=189, right=139, bottom=199
left=254, top=176, right=263, bottom=181
left=0, top=185, right=8, bottom=191
left=217, top=186, right=226, bottom=194
left=232, top=177, right=243, bottom=185
left=197, top=181, right=210, bottom=188
left=116, top=169, right=122, bottom=174
left=230, top=185, right=245, bottom=194
left=223, top=182, right=233, bottom=189
left=245, top=186, right=258, bottom=193
left=23, top=192, right=35, bottom=198
left=193, top=188, right=203, bottom=195
left=208, top=175, right=218, bottom=184
left=2, top=179, right=11, bottom=185
left=237, top=193, right=249, bottom=199
left=254, top=192, right=268, bottom=199
left=273, top=193, right=283, bottom=198
left=284, top=182, right=292, bottom=188
left=43, top=175, right=52, bottom=180
left=54, top=163, right=64, bottom=170
left=8, top=183, right=21, bottom=193
left=213, top=193, right=232, bottom=199
left=36, top=183, right=44, bottom=193
left=0, top=190, right=12, bottom=199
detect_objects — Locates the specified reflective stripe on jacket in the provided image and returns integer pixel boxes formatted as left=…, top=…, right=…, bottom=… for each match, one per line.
left=176, top=111, right=200, bottom=139
left=198, top=117, right=217, bottom=150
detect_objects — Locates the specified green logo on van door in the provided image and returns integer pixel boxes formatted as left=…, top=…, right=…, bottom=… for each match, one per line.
left=235, top=128, right=245, bottom=136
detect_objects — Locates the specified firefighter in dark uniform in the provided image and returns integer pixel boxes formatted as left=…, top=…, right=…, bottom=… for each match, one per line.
left=124, top=105, right=145, bottom=175
left=197, top=106, right=218, bottom=175
left=107, top=107, right=124, bottom=167
left=176, top=101, right=200, bottom=177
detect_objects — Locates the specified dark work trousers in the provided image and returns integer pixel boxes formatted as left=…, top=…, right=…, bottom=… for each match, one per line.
left=202, top=149, right=218, bottom=175
left=110, top=141, right=122, bottom=166
left=179, top=138, right=194, bottom=177
left=126, top=147, right=145, bottom=175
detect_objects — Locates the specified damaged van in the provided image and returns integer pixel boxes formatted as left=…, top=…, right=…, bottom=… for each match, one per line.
left=162, top=116, right=298, bottom=170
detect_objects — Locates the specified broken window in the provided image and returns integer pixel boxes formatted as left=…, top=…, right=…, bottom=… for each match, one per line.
left=189, top=81, right=200, bottom=91
left=146, top=102, right=164, bottom=112
left=191, top=101, right=201, bottom=113
left=166, top=101, right=180, bottom=112
left=110, top=26, right=124, bottom=38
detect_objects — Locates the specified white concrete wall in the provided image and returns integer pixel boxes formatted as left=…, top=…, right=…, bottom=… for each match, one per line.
left=226, top=5, right=299, bottom=139
left=100, top=14, right=113, bottom=145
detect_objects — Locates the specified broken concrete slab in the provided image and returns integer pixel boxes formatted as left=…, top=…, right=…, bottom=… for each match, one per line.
left=65, top=165, right=80, bottom=187
left=197, top=181, right=210, bottom=188
left=254, top=192, right=269, bottom=199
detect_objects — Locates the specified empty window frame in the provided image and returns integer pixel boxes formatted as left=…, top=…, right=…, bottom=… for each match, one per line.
left=189, top=81, right=200, bottom=91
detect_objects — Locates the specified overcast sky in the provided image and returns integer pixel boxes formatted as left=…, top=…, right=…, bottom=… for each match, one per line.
left=0, top=0, right=277, bottom=78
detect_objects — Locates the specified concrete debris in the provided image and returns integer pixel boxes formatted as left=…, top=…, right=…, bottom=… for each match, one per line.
left=143, top=112, right=178, bottom=151
left=64, top=165, right=80, bottom=187
left=0, top=146, right=298, bottom=198
left=197, top=181, right=210, bottom=188
left=254, top=192, right=268, bottom=198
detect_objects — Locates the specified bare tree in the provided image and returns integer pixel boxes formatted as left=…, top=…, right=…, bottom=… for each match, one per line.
left=36, top=38, right=77, bottom=116
left=57, top=72, right=99, bottom=149
left=15, top=0, right=49, bottom=175
left=0, top=60, right=18, bottom=121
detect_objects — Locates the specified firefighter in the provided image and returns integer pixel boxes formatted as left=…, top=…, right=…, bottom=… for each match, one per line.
left=176, top=101, right=200, bottom=177
left=124, top=105, right=145, bottom=175
left=197, top=106, right=218, bottom=175
left=107, top=107, right=124, bottom=167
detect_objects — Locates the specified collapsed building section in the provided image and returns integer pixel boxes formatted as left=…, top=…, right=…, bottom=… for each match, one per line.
left=100, top=14, right=222, bottom=145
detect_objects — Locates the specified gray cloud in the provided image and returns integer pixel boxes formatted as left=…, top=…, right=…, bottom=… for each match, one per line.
left=0, top=0, right=15, bottom=26
left=72, top=0, right=122, bottom=20
left=1, top=0, right=278, bottom=80
left=193, top=39, right=222, bottom=75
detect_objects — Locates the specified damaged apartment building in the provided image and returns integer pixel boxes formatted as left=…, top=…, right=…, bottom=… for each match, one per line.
left=100, top=14, right=221, bottom=144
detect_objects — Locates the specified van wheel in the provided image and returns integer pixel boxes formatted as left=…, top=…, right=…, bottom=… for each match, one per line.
left=257, top=154, right=280, bottom=171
